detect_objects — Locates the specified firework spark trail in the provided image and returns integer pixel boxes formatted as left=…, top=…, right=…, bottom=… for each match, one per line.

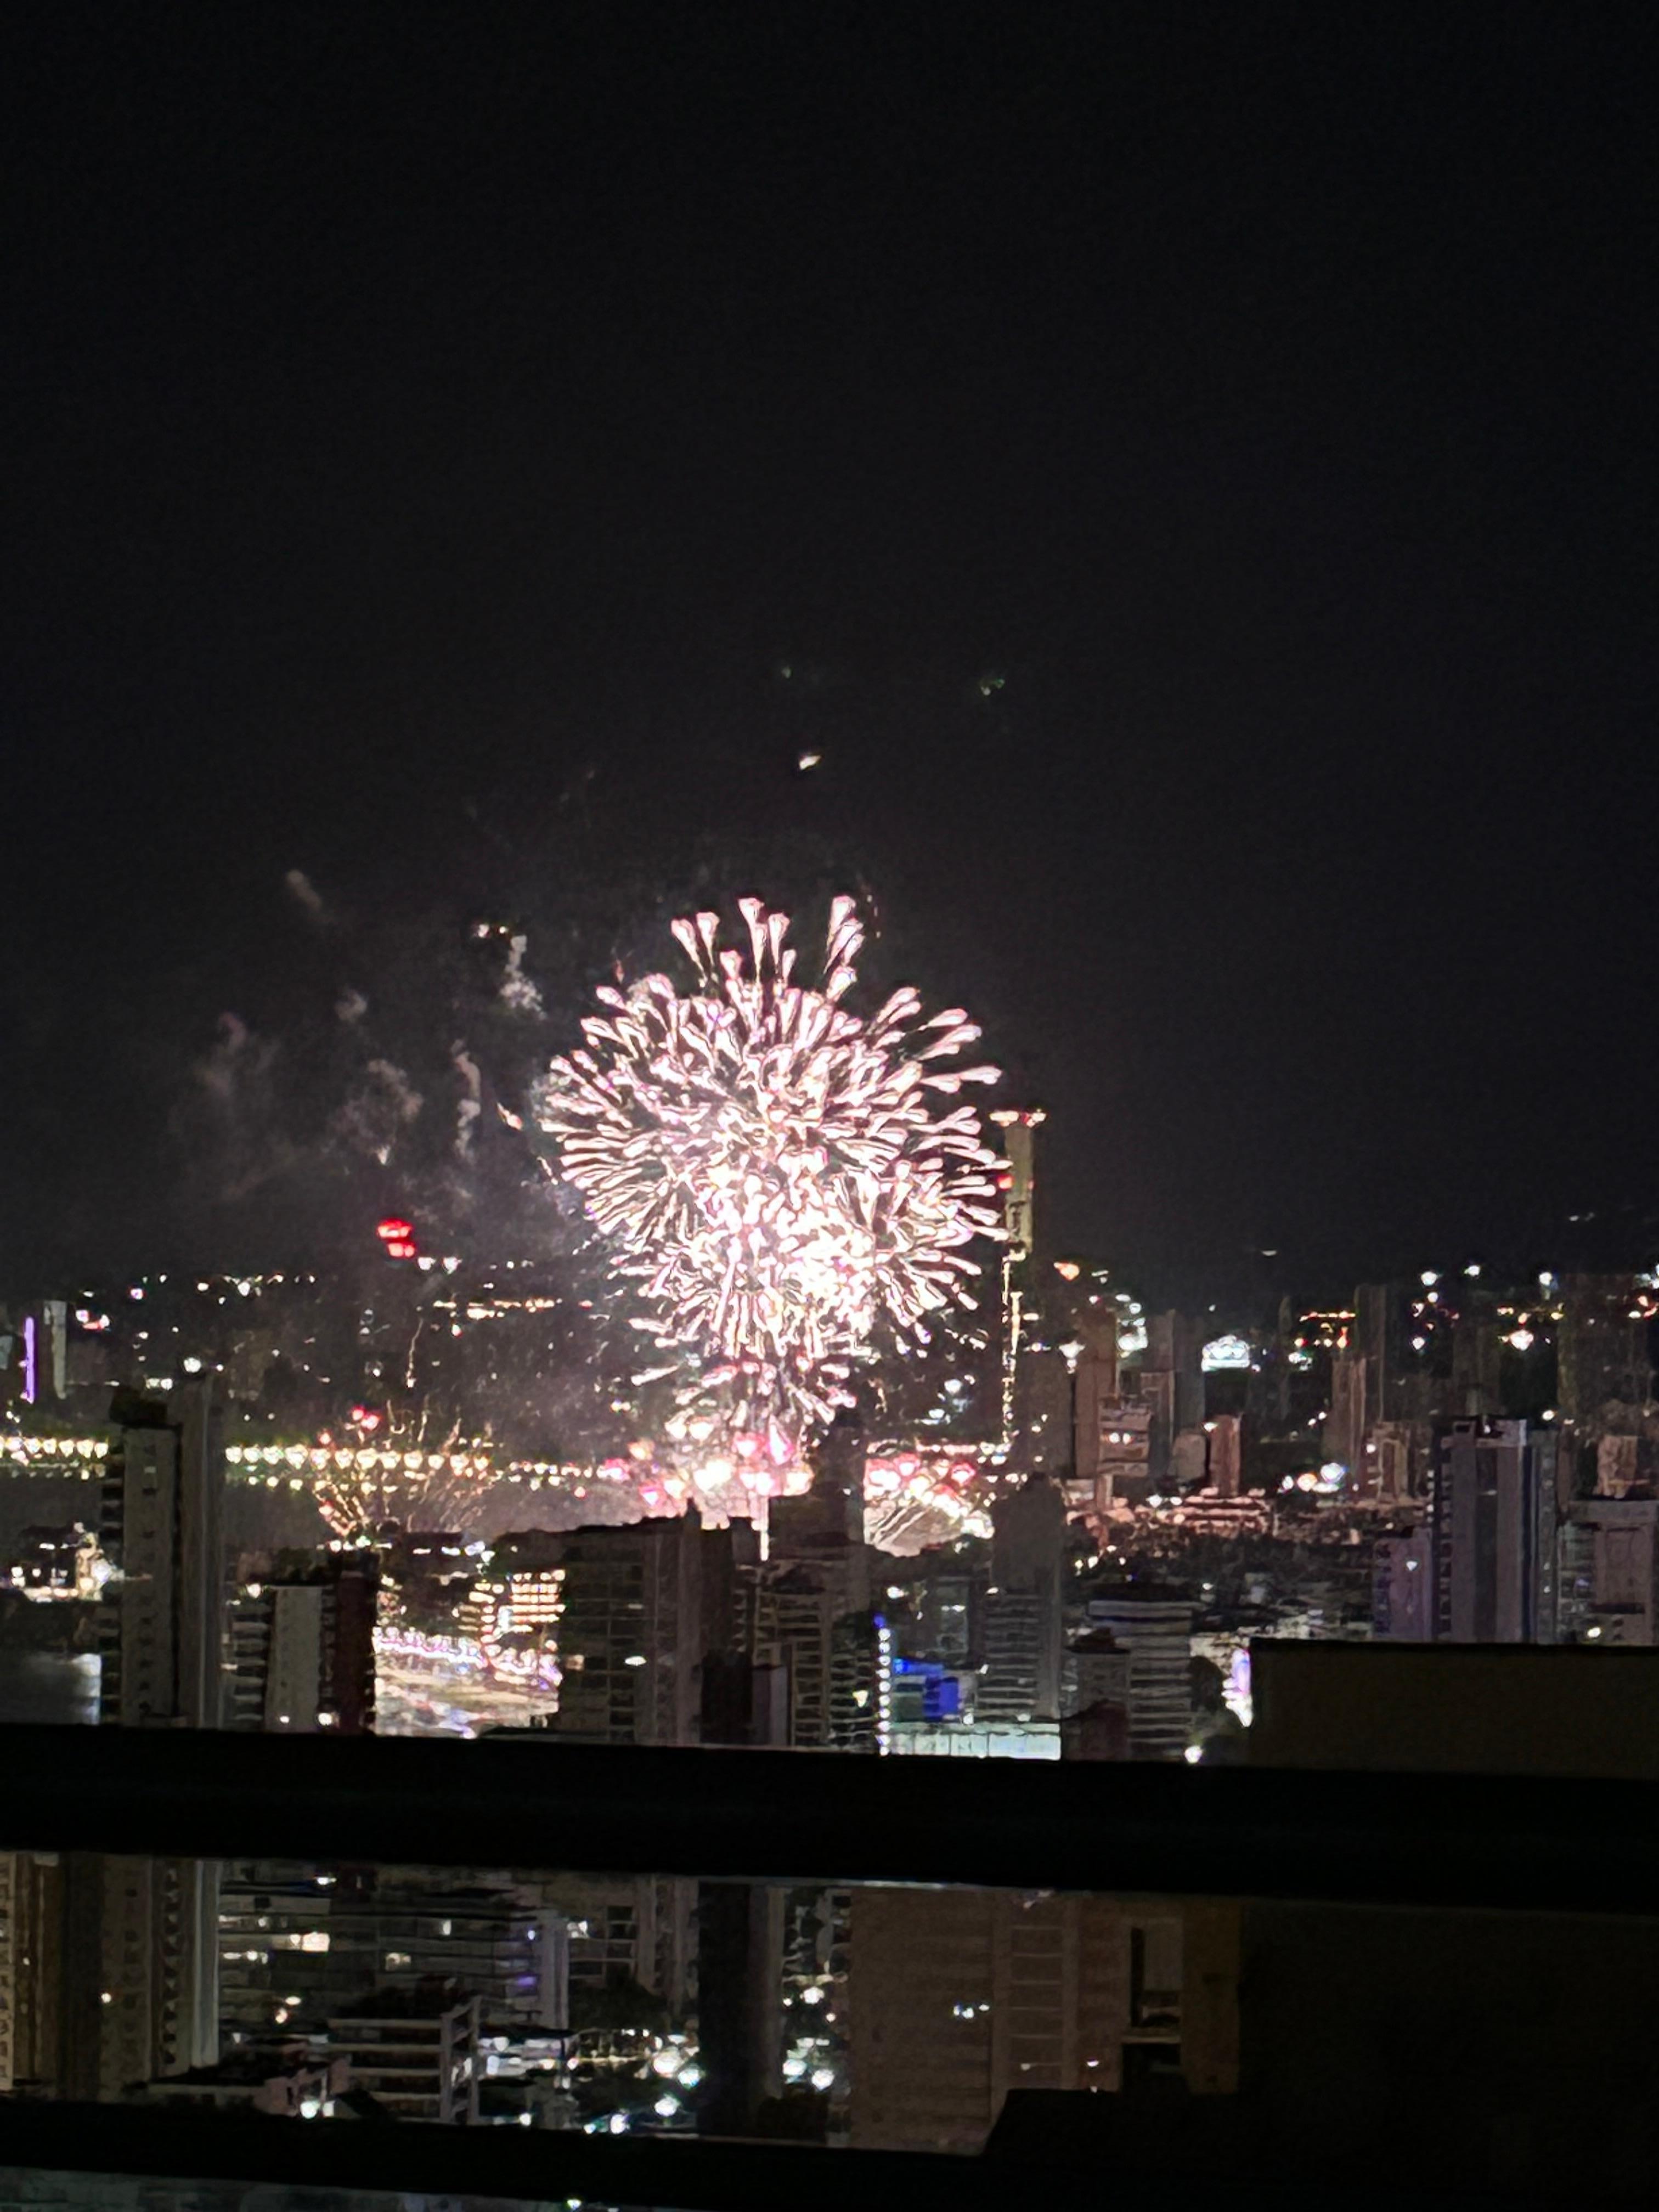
left=314, top=1458, right=477, bottom=1546
left=535, top=898, right=1002, bottom=1435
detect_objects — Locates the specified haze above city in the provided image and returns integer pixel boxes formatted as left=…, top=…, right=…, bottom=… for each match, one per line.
left=4, top=6, right=1654, bottom=1304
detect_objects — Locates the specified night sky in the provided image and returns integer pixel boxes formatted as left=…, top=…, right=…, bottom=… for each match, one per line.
left=4, top=4, right=1655, bottom=1305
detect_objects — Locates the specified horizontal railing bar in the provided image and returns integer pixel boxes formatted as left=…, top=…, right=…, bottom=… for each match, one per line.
left=2, top=1723, right=1657, bottom=1911
left=0, top=2097, right=1555, bottom=2212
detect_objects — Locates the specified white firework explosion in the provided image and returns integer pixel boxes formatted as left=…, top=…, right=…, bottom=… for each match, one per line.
left=535, top=896, right=1003, bottom=1437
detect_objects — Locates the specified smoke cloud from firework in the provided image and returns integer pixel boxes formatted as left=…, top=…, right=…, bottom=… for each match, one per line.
left=535, top=896, right=1003, bottom=1439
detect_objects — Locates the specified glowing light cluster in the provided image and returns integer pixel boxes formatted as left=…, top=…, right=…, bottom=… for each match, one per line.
left=863, top=1449, right=997, bottom=1548
left=0, top=1436, right=109, bottom=1465
left=537, top=898, right=1002, bottom=1433
left=312, top=1455, right=478, bottom=1546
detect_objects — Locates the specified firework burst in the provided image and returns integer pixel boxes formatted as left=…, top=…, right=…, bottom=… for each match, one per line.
left=536, top=898, right=1003, bottom=1437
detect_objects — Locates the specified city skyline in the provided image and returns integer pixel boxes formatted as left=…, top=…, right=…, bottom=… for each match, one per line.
left=3, top=6, right=1658, bottom=2188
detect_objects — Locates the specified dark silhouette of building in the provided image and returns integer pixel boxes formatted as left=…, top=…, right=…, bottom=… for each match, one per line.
left=1427, top=1417, right=1556, bottom=1644
left=228, top=1555, right=377, bottom=1733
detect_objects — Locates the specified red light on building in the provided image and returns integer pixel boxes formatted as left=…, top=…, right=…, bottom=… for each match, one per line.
left=376, top=1218, right=413, bottom=1243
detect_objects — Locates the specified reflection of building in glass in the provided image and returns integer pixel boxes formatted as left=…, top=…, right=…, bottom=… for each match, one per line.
left=217, top=1863, right=566, bottom=2039
left=326, top=1988, right=481, bottom=2123
left=0, top=1850, right=60, bottom=2092
left=544, top=1871, right=693, bottom=2023
left=848, top=1888, right=1238, bottom=2149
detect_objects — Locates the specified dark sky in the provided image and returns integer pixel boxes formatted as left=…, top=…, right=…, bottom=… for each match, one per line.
left=3, top=3, right=1655, bottom=1305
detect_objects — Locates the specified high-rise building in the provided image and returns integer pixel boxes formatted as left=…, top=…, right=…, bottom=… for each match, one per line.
left=695, top=1879, right=786, bottom=2138
left=977, top=1477, right=1067, bottom=1728
left=696, top=1636, right=788, bottom=2138
left=1556, top=1497, right=1659, bottom=1645
left=1069, top=1308, right=1121, bottom=1410
left=750, top=1568, right=839, bottom=1748
left=1092, top=1395, right=1153, bottom=1508
left=1133, top=1313, right=1203, bottom=1489
left=827, top=1610, right=883, bottom=1753
left=905, top=1559, right=982, bottom=1668
left=51, top=1850, right=222, bottom=2099
left=848, top=1887, right=1238, bottom=2149
left=1353, top=1283, right=1404, bottom=1427
left=1426, top=1418, right=1557, bottom=1644
left=1323, top=1351, right=1366, bottom=1490
left=755, top=1410, right=874, bottom=1748
left=1371, top=1525, right=1433, bottom=1639
left=1061, top=1628, right=1132, bottom=1759
left=75, top=1387, right=228, bottom=2096
left=1150, top=1312, right=1205, bottom=1431
left=217, top=1863, right=566, bottom=2039
left=1207, top=1413, right=1243, bottom=1498
left=987, top=1108, right=1047, bottom=1449
left=98, top=1388, right=225, bottom=1729
left=974, top=1592, right=1047, bottom=1728
left=543, top=1869, right=695, bottom=2024
left=770, top=1408, right=868, bottom=1560
left=551, top=1511, right=702, bottom=1746
left=1363, top=1419, right=1430, bottom=1502
left=0, top=1850, right=61, bottom=2094
left=1066, top=1313, right=1121, bottom=1513
left=465, top=1527, right=567, bottom=1669
left=1085, top=1590, right=1193, bottom=1760
left=227, top=1558, right=377, bottom=1733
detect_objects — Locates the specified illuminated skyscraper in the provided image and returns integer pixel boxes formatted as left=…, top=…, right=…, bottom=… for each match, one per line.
left=987, top=1107, right=1046, bottom=1448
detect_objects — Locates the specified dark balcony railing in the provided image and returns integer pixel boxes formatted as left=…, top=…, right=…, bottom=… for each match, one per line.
left=3, top=1720, right=1657, bottom=2209
left=5, top=1719, right=1657, bottom=1908
left=0, top=2088, right=1525, bottom=2212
